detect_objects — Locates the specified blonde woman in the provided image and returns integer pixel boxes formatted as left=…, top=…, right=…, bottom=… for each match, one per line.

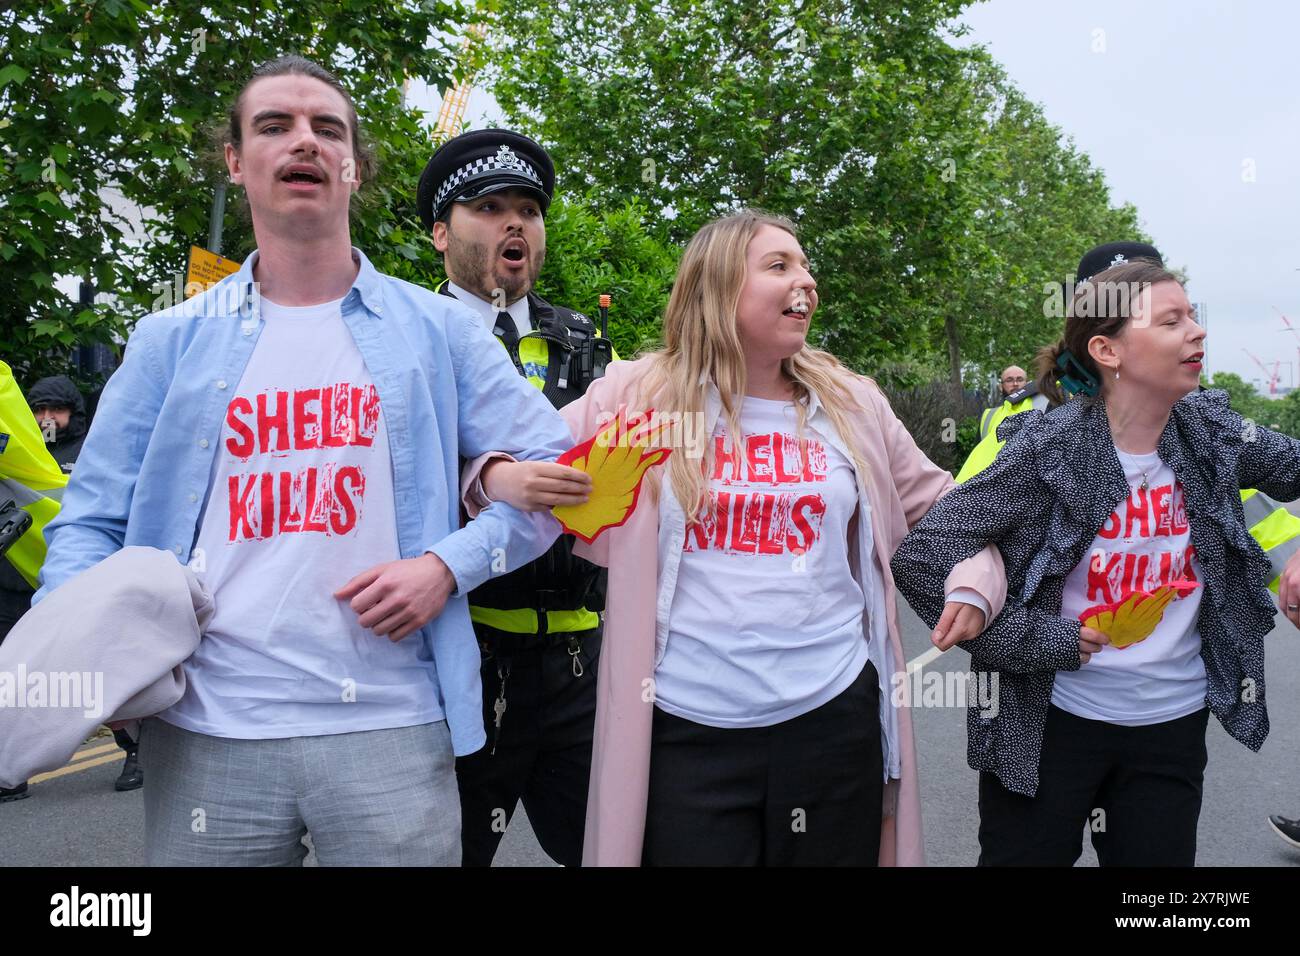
left=465, top=210, right=1006, bottom=866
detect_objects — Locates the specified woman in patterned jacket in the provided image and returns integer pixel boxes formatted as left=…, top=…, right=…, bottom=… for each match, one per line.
left=892, top=258, right=1300, bottom=866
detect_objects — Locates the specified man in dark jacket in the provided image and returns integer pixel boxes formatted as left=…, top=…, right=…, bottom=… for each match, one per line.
left=26, top=375, right=88, bottom=470
left=0, top=374, right=142, bottom=799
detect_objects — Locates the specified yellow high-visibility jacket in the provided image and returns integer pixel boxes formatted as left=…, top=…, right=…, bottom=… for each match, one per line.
left=1241, top=488, right=1300, bottom=594
left=956, top=392, right=1044, bottom=483
left=0, top=362, right=68, bottom=587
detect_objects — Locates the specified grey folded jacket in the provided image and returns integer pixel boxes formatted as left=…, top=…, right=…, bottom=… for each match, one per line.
left=0, top=547, right=212, bottom=788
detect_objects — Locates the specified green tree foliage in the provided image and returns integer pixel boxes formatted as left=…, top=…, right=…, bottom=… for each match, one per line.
left=1208, top=371, right=1271, bottom=426
left=1267, top=388, right=1300, bottom=439
left=488, top=0, right=1147, bottom=391
left=943, top=60, right=1151, bottom=393
left=1, top=0, right=463, bottom=383
left=1202, top=371, right=1300, bottom=439
left=530, top=195, right=679, bottom=359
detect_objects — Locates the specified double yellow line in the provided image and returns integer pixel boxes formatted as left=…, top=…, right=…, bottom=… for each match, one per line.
left=28, top=740, right=125, bottom=785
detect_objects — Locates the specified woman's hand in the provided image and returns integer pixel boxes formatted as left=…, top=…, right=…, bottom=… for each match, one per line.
left=1079, top=625, right=1109, bottom=665
left=1277, top=548, right=1300, bottom=629
left=930, top=601, right=987, bottom=650
left=481, top=459, right=593, bottom=512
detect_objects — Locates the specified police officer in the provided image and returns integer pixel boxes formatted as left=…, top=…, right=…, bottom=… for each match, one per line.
left=967, top=367, right=1049, bottom=470
left=0, top=372, right=143, bottom=801
left=958, top=374, right=1051, bottom=482
left=417, top=129, right=610, bottom=866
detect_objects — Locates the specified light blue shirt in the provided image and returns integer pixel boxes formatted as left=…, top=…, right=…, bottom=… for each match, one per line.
left=34, top=248, right=571, bottom=756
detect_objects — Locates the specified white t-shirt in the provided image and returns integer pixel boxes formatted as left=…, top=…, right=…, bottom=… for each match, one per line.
left=161, top=297, right=444, bottom=738
left=654, top=396, right=869, bottom=727
left=1051, top=449, right=1207, bottom=725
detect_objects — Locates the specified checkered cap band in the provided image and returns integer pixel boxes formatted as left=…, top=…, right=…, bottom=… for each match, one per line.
left=433, top=152, right=542, bottom=216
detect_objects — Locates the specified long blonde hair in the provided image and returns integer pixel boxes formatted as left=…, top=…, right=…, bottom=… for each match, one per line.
left=638, top=209, right=872, bottom=520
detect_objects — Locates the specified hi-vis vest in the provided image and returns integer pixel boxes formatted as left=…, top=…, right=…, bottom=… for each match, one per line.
left=1241, top=488, right=1300, bottom=594
left=956, top=386, right=1300, bottom=592
left=0, top=361, right=68, bottom=588
left=956, top=384, right=1048, bottom=484
left=440, top=283, right=613, bottom=635
left=440, top=283, right=614, bottom=409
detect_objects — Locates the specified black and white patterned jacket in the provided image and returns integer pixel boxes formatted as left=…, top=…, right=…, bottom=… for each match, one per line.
left=890, top=389, right=1300, bottom=797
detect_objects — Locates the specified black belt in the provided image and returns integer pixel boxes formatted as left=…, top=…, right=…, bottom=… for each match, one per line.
left=476, top=625, right=598, bottom=657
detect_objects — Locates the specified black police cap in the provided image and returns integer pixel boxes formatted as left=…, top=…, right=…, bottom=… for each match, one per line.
left=1075, top=241, right=1163, bottom=285
left=417, top=129, right=555, bottom=231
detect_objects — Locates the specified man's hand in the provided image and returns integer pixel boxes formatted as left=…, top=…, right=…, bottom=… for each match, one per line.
left=1278, top=548, right=1300, bottom=629
left=334, top=553, right=457, bottom=642
left=930, top=601, right=988, bottom=651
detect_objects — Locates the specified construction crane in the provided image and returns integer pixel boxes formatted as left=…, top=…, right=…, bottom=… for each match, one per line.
left=432, top=22, right=488, bottom=145
left=1275, top=307, right=1300, bottom=388
left=1244, top=348, right=1282, bottom=396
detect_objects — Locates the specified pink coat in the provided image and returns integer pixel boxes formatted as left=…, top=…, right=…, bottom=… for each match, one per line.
left=466, top=357, right=1007, bottom=866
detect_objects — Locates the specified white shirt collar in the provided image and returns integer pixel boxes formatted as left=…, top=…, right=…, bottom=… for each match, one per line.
left=446, top=281, right=531, bottom=336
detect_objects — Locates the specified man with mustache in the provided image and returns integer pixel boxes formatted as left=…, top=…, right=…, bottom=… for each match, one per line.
left=418, top=129, right=610, bottom=866
left=35, top=60, right=572, bottom=865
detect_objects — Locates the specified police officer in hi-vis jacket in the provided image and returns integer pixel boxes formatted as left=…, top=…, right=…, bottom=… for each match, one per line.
left=417, top=129, right=612, bottom=866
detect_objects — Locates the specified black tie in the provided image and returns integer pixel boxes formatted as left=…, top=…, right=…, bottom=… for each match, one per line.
left=493, top=311, right=519, bottom=351
left=494, top=311, right=525, bottom=376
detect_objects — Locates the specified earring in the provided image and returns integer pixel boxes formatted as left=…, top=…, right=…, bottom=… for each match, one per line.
left=1114, top=367, right=1120, bottom=381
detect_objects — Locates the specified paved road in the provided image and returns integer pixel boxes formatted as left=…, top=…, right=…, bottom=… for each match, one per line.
left=5, top=603, right=1299, bottom=868
left=899, top=597, right=1300, bottom=867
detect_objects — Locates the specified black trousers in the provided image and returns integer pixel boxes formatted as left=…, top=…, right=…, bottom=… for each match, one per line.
left=978, top=704, right=1210, bottom=867
left=455, top=627, right=600, bottom=867
left=642, top=660, right=883, bottom=867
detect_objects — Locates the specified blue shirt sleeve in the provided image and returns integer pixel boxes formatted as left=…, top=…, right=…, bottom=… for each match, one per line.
left=35, top=317, right=167, bottom=604
left=425, top=306, right=571, bottom=596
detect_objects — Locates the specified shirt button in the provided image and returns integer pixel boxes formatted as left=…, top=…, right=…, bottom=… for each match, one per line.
left=199, top=439, right=209, bottom=448
left=217, top=380, right=227, bottom=390
left=173, top=545, right=183, bottom=555
left=188, top=493, right=198, bottom=503
left=242, top=328, right=252, bottom=336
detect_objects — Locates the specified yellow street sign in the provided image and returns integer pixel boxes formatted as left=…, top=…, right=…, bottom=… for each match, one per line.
left=185, top=246, right=240, bottom=297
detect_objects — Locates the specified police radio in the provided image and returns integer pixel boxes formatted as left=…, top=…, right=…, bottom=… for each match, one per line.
left=0, top=498, right=33, bottom=560
left=589, top=294, right=614, bottom=382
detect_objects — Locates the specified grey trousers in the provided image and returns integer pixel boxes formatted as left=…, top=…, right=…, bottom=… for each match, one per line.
left=139, top=717, right=460, bottom=866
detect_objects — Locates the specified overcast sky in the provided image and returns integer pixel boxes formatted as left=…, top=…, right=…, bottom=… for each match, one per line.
left=959, top=0, right=1300, bottom=391
left=416, top=0, right=1300, bottom=392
